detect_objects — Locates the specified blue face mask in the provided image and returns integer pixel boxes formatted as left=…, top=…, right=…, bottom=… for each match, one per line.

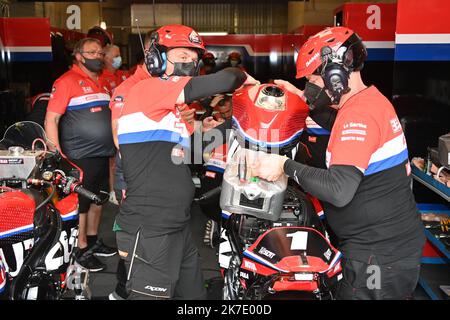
left=112, top=56, right=122, bottom=69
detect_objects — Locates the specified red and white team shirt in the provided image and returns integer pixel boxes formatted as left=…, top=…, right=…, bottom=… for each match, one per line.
left=326, top=86, right=409, bottom=176
left=100, top=68, right=130, bottom=93
left=110, top=65, right=149, bottom=121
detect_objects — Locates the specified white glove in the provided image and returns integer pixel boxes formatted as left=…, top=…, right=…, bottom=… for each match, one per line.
left=109, top=190, right=119, bottom=205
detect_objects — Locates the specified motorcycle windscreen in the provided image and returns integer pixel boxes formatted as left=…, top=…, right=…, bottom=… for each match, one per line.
left=0, top=121, right=52, bottom=150
left=243, top=227, right=341, bottom=273
left=0, top=121, right=81, bottom=180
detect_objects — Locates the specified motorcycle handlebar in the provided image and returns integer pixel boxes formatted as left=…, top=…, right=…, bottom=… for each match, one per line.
left=72, top=184, right=102, bottom=205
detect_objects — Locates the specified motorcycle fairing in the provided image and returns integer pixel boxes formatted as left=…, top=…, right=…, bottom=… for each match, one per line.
left=0, top=191, right=35, bottom=240
left=241, top=257, right=278, bottom=276
left=232, top=84, right=309, bottom=152
left=10, top=206, right=61, bottom=299
left=55, top=193, right=79, bottom=222
left=243, top=227, right=342, bottom=274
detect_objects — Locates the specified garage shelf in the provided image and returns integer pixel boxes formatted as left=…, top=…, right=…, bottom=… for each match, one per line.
left=411, top=164, right=450, bottom=202
left=418, top=209, right=449, bottom=300
left=423, top=227, right=450, bottom=261
left=418, top=264, right=450, bottom=300
left=414, top=164, right=450, bottom=300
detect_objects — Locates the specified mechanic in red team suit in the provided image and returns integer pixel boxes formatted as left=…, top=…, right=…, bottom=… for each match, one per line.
left=251, top=27, right=425, bottom=300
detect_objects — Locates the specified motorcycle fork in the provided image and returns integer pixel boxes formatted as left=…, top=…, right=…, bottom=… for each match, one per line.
left=226, top=214, right=244, bottom=260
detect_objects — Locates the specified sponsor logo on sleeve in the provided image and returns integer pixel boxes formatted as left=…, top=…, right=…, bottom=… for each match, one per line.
left=205, top=171, right=216, bottom=179
left=82, top=86, right=93, bottom=94
left=341, top=122, right=367, bottom=142
left=90, top=107, right=102, bottom=113
left=390, top=118, right=402, bottom=134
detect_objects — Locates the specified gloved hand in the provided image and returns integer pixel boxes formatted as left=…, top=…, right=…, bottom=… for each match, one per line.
left=109, top=190, right=119, bottom=205
left=210, top=95, right=225, bottom=108
left=202, top=116, right=224, bottom=132
left=177, top=103, right=196, bottom=127
left=274, top=79, right=304, bottom=99
left=250, top=153, right=289, bottom=182
left=243, top=72, right=260, bottom=86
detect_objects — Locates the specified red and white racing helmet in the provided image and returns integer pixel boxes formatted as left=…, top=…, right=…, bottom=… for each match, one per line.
left=154, top=24, right=205, bottom=54
left=295, top=26, right=367, bottom=79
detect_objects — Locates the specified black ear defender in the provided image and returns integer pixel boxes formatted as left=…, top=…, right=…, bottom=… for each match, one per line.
left=145, top=31, right=167, bottom=76
left=320, top=46, right=351, bottom=104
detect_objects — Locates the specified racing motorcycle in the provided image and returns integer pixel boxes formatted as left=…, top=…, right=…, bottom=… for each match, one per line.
left=198, top=84, right=342, bottom=300
left=0, top=121, right=104, bottom=300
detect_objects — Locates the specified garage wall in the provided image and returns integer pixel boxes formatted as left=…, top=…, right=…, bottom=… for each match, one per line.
left=182, top=2, right=287, bottom=34
left=392, top=0, right=450, bottom=162
left=288, top=0, right=397, bottom=33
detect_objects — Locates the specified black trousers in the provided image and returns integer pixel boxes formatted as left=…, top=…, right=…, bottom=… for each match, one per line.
left=116, top=225, right=206, bottom=300
left=336, top=253, right=422, bottom=300
left=70, top=157, right=109, bottom=213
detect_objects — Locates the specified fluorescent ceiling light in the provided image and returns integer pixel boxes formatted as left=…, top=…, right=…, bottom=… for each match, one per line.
left=198, top=32, right=228, bottom=36
left=100, top=21, right=107, bottom=30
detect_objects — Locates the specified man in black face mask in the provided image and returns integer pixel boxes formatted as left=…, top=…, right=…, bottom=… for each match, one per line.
left=251, top=27, right=425, bottom=300
left=270, top=80, right=336, bottom=169
left=46, top=38, right=117, bottom=272
left=113, top=24, right=257, bottom=300
left=301, top=81, right=337, bottom=169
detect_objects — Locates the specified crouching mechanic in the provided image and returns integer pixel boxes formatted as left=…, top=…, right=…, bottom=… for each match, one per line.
left=251, top=27, right=425, bottom=300
left=115, top=24, right=252, bottom=299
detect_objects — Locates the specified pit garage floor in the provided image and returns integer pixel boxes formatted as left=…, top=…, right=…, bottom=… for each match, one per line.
left=91, top=201, right=429, bottom=300
left=89, top=201, right=222, bottom=300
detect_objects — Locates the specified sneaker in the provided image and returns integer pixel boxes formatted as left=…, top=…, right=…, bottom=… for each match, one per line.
left=203, top=219, right=218, bottom=248
left=75, top=250, right=106, bottom=272
left=91, top=239, right=117, bottom=257
left=108, top=291, right=125, bottom=300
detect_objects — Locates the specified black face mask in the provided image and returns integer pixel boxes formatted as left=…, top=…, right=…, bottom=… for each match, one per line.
left=82, top=56, right=104, bottom=73
left=168, top=60, right=199, bottom=77
left=304, top=82, right=333, bottom=111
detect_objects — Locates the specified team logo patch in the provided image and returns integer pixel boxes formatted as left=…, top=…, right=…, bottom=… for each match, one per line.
left=171, top=147, right=185, bottom=158
left=390, top=118, right=402, bottom=134
left=308, top=136, right=317, bottom=143
left=189, top=30, right=202, bottom=44
left=205, top=171, right=216, bottom=179
left=114, top=96, right=124, bottom=102
left=171, top=76, right=180, bottom=83
left=90, top=107, right=102, bottom=113
left=82, top=86, right=93, bottom=94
